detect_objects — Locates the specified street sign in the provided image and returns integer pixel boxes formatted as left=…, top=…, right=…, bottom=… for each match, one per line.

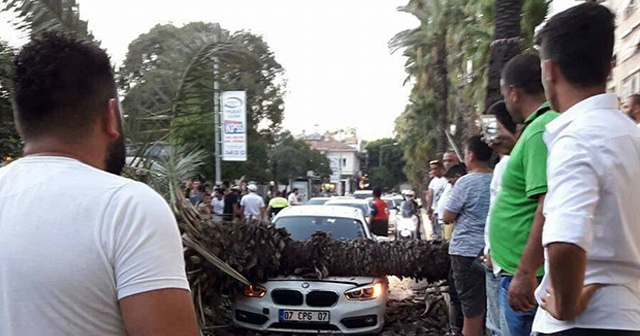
left=221, top=91, right=247, bottom=161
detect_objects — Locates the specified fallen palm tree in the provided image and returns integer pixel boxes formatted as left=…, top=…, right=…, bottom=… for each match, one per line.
left=130, top=146, right=450, bottom=328
left=174, top=199, right=450, bottom=327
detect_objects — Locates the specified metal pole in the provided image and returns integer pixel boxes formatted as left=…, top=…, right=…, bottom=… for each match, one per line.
left=338, top=153, right=343, bottom=196
left=214, top=58, right=222, bottom=184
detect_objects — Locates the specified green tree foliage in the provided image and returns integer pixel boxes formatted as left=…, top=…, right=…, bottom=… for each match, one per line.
left=391, top=0, right=548, bottom=186
left=365, top=138, right=405, bottom=190
left=268, top=132, right=331, bottom=185
left=119, top=23, right=285, bottom=182
left=0, top=41, right=21, bottom=159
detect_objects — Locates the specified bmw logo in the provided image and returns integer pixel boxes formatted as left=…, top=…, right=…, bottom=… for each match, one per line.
left=301, top=282, right=310, bottom=289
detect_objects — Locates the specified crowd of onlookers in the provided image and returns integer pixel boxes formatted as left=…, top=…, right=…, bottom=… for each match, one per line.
left=423, top=4, right=640, bottom=336
left=179, top=178, right=303, bottom=223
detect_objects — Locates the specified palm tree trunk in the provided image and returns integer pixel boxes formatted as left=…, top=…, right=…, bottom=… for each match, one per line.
left=485, top=0, right=523, bottom=109
left=433, top=32, right=449, bottom=154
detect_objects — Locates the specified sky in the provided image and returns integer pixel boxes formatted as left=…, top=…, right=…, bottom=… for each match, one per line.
left=0, top=0, right=578, bottom=141
left=0, top=0, right=420, bottom=141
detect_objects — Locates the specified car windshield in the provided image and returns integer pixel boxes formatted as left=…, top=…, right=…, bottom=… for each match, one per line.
left=305, top=198, right=329, bottom=205
left=275, top=216, right=366, bottom=241
left=382, top=199, right=395, bottom=209
left=325, top=202, right=370, bottom=217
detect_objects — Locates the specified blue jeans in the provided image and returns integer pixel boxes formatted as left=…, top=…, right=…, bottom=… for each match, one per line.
left=499, top=275, right=540, bottom=336
left=486, top=268, right=509, bottom=336
left=432, top=215, right=442, bottom=237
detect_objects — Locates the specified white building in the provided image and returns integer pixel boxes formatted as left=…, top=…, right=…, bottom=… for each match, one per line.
left=303, top=132, right=362, bottom=195
left=549, top=0, right=635, bottom=99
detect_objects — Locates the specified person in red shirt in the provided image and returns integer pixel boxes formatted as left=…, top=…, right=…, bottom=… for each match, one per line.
left=369, top=187, right=390, bottom=237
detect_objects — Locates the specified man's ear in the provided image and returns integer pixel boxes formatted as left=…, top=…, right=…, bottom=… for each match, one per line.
left=543, top=59, right=559, bottom=85
left=103, top=98, right=121, bottom=140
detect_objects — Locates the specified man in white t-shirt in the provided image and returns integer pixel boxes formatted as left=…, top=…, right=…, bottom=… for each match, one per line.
left=426, top=160, right=447, bottom=238
left=533, top=4, right=640, bottom=335
left=437, top=151, right=461, bottom=227
left=0, top=32, right=198, bottom=336
left=288, top=188, right=301, bottom=206
left=241, top=184, right=266, bottom=221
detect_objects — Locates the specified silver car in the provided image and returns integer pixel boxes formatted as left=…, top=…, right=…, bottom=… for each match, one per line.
left=232, top=206, right=387, bottom=334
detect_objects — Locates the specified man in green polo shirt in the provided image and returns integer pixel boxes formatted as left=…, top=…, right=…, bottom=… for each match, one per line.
left=488, top=53, right=559, bottom=336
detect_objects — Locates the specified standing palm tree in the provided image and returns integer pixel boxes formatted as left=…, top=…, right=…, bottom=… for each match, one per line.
left=485, top=0, right=523, bottom=108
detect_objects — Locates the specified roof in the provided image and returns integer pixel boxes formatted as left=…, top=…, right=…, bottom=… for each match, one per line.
left=276, top=205, right=364, bottom=220
left=324, top=199, right=370, bottom=205
left=307, top=138, right=357, bottom=152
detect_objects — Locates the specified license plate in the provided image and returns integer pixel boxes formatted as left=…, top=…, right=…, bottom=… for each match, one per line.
left=279, top=310, right=330, bottom=323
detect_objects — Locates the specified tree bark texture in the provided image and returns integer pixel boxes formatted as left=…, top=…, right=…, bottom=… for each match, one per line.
left=485, top=0, right=523, bottom=109
left=433, top=31, right=449, bottom=154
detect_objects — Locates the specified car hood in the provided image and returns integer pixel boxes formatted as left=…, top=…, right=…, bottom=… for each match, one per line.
left=267, top=275, right=377, bottom=286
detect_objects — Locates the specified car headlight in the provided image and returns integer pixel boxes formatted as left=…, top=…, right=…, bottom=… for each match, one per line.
left=344, top=282, right=383, bottom=300
left=244, top=284, right=267, bottom=298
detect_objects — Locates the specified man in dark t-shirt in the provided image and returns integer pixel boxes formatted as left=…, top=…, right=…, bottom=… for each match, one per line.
left=222, top=184, right=239, bottom=221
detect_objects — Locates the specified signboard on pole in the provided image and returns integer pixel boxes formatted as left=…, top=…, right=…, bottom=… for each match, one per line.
left=221, top=91, right=247, bottom=161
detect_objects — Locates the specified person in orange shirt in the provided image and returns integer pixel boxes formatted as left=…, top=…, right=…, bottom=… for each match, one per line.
left=368, top=187, right=389, bottom=237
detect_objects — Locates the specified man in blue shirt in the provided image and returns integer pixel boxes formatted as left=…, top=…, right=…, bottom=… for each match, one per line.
left=443, top=135, right=494, bottom=336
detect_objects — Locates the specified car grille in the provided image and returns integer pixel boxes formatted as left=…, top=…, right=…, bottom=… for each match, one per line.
left=270, top=322, right=340, bottom=331
left=235, top=309, right=269, bottom=325
left=306, top=291, right=339, bottom=307
left=272, top=289, right=303, bottom=306
left=341, top=315, right=378, bottom=329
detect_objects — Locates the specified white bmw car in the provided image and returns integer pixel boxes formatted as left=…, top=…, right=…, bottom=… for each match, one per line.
left=232, top=205, right=388, bottom=334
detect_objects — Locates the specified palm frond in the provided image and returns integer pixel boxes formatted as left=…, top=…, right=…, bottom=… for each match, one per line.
left=1, top=0, right=91, bottom=38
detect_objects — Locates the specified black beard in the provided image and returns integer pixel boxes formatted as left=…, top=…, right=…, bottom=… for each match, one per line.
left=104, top=135, right=126, bottom=176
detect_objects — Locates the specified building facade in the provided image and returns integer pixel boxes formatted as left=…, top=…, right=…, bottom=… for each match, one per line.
left=607, top=0, right=640, bottom=98
left=301, top=131, right=363, bottom=195
left=550, top=0, right=640, bottom=99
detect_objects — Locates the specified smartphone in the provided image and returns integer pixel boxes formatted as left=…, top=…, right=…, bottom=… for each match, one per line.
left=481, top=115, right=498, bottom=142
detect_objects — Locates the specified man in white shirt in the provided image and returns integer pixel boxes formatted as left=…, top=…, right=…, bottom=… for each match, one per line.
left=288, top=188, right=301, bottom=206
left=0, top=32, right=198, bottom=335
left=483, top=100, right=518, bottom=336
left=241, top=184, right=266, bottom=221
left=426, top=160, right=447, bottom=238
left=533, top=3, right=640, bottom=335
left=436, top=151, right=461, bottom=229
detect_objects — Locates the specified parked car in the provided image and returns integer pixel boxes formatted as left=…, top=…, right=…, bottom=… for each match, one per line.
left=232, top=206, right=387, bottom=334
left=324, top=199, right=371, bottom=219
left=352, top=190, right=372, bottom=200
left=304, top=197, right=331, bottom=205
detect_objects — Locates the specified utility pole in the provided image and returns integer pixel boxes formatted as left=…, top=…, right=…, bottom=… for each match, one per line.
left=378, top=143, right=399, bottom=167
left=214, top=58, right=222, bottom=184
left=338, top=153, right=343, bottom=196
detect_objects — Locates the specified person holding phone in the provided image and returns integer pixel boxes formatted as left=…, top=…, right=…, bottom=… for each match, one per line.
left=488, top=53, right=559, bottom=336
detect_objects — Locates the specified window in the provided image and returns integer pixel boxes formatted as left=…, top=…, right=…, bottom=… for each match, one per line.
left=342, top=158, right=347, bottom=168
left=274, top=216, right=366, bottom=241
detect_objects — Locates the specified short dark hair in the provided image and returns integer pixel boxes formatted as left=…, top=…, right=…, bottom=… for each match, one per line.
left=629, top=94, right=640, bottom=106
left=12, top=31, right=116, bottom=141
left=429, top=159, right=444, bottom=168
left=275, top=191, right=282, bottom=197
left=536, top=3, right=614, bottom=88
left=501, top=53, right=544, bottom=95
left=467, top=135, right=493, bottom=162
left=372, top=187, right=382, bottom=198
left=292, top=188, right=298, bottom=193
left=487, top=101, right=517, bottom=134
left=445, top=164, right=467, bottom=178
